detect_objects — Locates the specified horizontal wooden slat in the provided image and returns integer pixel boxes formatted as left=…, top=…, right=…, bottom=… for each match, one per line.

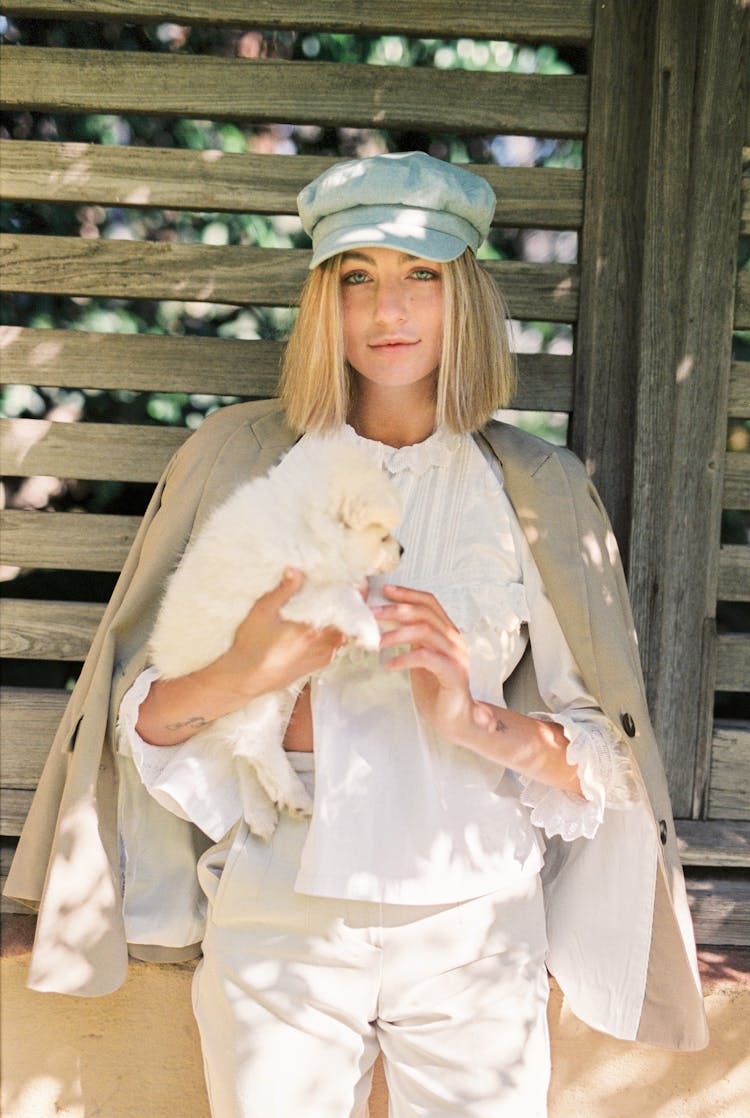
left=1, top=418, right=189, bottom=482
left=723, top=452, right=750, bottom=510
left=0, top=599, right=105, bottom=660
left=0, top=142, right=585, bottom=230
left=0, top=837, right=29, bottom=914
left=0, top=327, right=284, bottom=396
left=743, top=177, right=750, bottom=238
left=715, top=633, right=750, bottom=693
left=686, top=870, right=750, bottom=946
left=675, top=820, right=750, bottom=868
left=0, top=47, right=589, bottom=138
left=0, top=235, right=580, bottom=321
left=718, top=546, right=750, bottom=602
left=0, top=510, right=140, bottom=571
left=0, top=1, right=594, bottom=43
left=0, top=686, right=68, bottom=788
left=728, top=362, right=750, bottom=418
left=735, top=269, right=750, bottom=329
left=708, top=721, right=750, bottom=821
left=0, top=790, right=33, bottom=838
left=0, top=328, right=575, bottom=410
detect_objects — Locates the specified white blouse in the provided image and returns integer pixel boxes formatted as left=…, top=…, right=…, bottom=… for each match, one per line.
left=118, top=427, right=637, bottom=905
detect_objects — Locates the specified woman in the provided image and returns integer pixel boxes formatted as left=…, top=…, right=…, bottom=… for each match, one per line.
left=6, top=153, right=708, bottom=1116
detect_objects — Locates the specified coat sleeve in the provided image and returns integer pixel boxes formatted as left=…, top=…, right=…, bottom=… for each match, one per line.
left=3, top=403, right=271, bottom=995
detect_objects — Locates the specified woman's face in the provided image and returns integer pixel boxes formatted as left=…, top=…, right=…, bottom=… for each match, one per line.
left=339, top=246, right=444, bottom=392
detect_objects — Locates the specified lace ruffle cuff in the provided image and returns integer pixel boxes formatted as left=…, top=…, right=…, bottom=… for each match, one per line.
left=518, top=712, right=638, bottom=842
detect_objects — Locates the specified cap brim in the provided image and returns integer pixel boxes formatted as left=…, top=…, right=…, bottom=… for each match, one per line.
left=309, top=223, right=469, bottom=269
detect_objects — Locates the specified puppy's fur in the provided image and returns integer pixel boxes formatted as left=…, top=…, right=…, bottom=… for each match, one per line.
left=149, top=435, right=403, bottom=838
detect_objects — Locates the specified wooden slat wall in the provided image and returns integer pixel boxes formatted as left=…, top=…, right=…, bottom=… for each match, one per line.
left=0, top=1, right=595, bottom=43
left=1, top=1, right=748, bottom=942
left=0, top=144, right=585, bottom=229
left=571, top=0, right=749, bottom=853
left=0, top=236, right=580, bottom=320
left=0, top=48, right=588, bottom=137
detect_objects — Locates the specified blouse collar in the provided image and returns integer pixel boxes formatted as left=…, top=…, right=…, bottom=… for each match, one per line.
left=341, top=423, right=463, bottom=477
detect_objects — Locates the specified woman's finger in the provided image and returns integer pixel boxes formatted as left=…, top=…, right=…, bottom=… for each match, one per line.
left=378, top=584, right=458, bottom=631
left=257, top=567, right=305, bottom=613
left=384, top=645, right=459, bottom=682
left=380, top=620, right=462, bottom=659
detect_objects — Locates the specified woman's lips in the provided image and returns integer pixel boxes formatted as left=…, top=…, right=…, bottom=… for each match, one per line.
left=369, top=340, right=419, bottom=352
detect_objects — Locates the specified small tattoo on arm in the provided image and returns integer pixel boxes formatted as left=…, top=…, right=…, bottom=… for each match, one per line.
left=166, top=715, right=209, bottom=731
left=494, top=718, right=508, bottom=734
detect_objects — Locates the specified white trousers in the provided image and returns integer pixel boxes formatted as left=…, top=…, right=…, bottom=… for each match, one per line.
left=192, top=788, right=550, bottom=1118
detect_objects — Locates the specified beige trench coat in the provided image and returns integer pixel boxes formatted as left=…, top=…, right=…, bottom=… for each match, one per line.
left=4, top=400, right=708, bottom=1050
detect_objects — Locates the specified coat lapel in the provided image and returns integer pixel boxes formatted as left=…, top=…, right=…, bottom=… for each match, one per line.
left=478, top=421, right=601, bottom=695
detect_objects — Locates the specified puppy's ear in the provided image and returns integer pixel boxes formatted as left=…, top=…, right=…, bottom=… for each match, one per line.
left=335, top=492, right=366, bottom=531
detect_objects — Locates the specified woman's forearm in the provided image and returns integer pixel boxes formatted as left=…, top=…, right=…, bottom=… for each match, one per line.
left=457, top=701, right=582, bottom=796
left=135, top=660, right=255, bottom=746
left=135, top=570, right=345, bottom=747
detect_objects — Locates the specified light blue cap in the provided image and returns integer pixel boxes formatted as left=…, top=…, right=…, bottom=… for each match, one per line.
left=298, top=151, right=496, bottom=269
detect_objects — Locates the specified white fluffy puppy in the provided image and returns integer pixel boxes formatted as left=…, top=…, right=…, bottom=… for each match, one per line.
left=149, top=435, right=403, bottom=839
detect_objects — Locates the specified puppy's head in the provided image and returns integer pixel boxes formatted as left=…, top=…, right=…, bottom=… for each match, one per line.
left=304, top=446, right=403, bottom=581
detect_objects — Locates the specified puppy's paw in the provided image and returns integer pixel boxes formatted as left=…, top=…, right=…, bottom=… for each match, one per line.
left=236, top=762, right=279, bottom=840
left=274, top=782, right=314, bottom=819
left=348, top=612, right=381, bottom=651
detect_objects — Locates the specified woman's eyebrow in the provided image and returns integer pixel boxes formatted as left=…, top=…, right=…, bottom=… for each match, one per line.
left=340, top=251, right=375, bottom=264
left=340, top=251, right=436, bottom=265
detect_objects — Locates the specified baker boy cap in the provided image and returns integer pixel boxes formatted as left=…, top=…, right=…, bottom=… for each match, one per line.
left=298, top=151, right=496, bottom=269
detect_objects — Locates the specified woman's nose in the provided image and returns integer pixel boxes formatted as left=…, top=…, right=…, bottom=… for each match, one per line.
left=374, top=280, right=407, bottom=324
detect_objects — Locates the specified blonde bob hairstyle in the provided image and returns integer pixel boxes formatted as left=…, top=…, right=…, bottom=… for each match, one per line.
left=280, top=249, right=516, bottom=435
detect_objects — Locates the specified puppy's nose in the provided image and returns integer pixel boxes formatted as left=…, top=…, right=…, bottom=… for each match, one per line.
left=398, top=543, right=405, bottom=558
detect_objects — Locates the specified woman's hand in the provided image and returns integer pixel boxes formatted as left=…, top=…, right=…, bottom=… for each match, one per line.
left=136, top=568, right=345, bottom=747
left=374, top=585, right=492, bottom=744
left=374, top=584, right=580, bottom=793
left=217, top=567, right=346, bottom=700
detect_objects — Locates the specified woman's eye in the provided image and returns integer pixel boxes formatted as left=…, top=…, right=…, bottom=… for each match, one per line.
left=341, top=270, right=370, bottom=286
left=411, top=268, right=439, bottom=281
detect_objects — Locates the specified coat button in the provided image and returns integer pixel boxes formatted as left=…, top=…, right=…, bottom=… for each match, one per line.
left=621, top=712, right=636, bottom=737
left=659, top=819, right=668, bottom=845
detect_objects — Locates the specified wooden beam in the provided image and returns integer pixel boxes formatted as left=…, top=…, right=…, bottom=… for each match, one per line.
left=0, top=838, right=29, bottom=913
left=0, top=599, right=105, bottom=660
left=718, top=546, right=750, bottom=603
left=623, top=0, right=747, bottom=817
left=0, top=790, right=33, bottom=838
left=0, top=327, right=285, bottom=397
left=708, top=721, right=750, bottom=821
left=0, top=687, right=68, bottom=790
left=0, top=510, right=140, bottom=571
left=723, top=453, right=750, bottom=510
left=570, top=0, right=656, bottom=556
left=728, top=361, right=750, bottom=418
left=675, top=820, right=750, bottom=868
left=715, top=634, right=750, bottom=694
left=0, top=1, right=594, bottom=44
left=0, top=235, right=580, bottom=322
left=0, top=328, right=575, bottom=410
left=0, top=47, right=588, bottom=138
left=1, top=418, right=189, bottom=483
left=685, top=869, right=750, bottom=946
left=0, top=142, right=585, bottom=230
left=735, top=270, right=750, bottom=329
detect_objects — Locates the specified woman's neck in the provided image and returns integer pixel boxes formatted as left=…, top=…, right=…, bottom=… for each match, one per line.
left=348, top=382, right=437, bottom=448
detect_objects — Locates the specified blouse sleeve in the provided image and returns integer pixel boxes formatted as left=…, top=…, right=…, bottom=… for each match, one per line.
left=116, top=667, right=242, bottom=841
left=507, top=504, right=639, bottom=842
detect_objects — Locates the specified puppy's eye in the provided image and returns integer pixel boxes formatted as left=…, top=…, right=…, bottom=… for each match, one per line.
left=381, top=534, right=390, bottom=542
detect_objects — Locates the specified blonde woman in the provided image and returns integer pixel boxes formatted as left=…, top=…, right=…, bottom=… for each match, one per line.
left=7, top=153, right=707, bottom=1117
